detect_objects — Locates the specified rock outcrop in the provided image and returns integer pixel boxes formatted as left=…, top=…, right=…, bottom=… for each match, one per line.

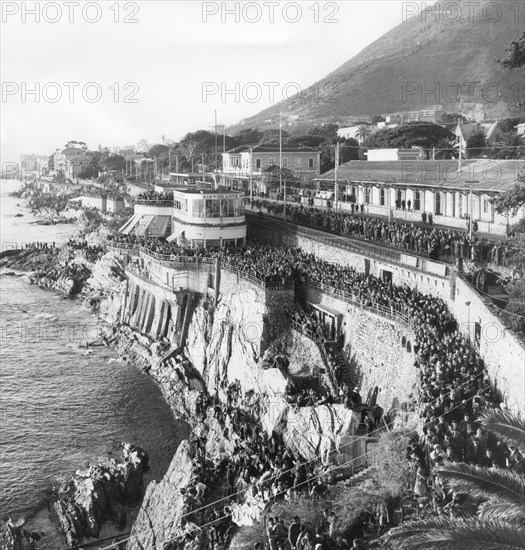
left=49, top=443, right=149, bottom=547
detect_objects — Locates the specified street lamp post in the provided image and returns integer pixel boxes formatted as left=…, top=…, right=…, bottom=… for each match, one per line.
left=466, top=180, right=478, bottom=239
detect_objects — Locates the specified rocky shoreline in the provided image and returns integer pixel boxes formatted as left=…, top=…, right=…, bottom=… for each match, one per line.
left=49, top=444, right=149, bottom=547
left=1, top=238, right=360, bottom=550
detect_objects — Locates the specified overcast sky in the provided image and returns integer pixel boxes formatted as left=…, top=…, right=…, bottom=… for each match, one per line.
left=1, top=0, right=429, bottom=163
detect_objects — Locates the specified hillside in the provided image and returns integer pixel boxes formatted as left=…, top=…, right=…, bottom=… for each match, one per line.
left=227, top=0, right=524, bottom=134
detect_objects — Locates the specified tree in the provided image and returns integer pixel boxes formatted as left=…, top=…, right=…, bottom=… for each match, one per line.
left=356, top=125, right=373, bottom=144
left=441, top=113, right=468, bottom=124
left=65, top=140, right=87, bottom=151
left=100, top=154, right=126, bottom=172
left=285, top=134, right=325, bottom=148
left=497, top=31, right=525, bottom=71
left=382, top=410, right=525, bottom=550
left=434, top=138, right=459, bottom=160
left=340, top=138, right=360, bottom=162
left=372, top=115, right=386, bottom=124
left=494, top=168, right=525, bottom=216
left=494, top=168, right=525, bottom=334
left=308, top=124, right=339, bottom=140
left=234, top=128, right=263, bottom=146
left=466, top=129, right=487, bottom=159
left=489, top=132, right=525, bottom=159
left=260, top=128, right=290, bottom=143
left=363, top=122, right=453, bottom=158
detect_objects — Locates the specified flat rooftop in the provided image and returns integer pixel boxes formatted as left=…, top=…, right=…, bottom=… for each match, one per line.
left=173, top=187, right=244, bottom=196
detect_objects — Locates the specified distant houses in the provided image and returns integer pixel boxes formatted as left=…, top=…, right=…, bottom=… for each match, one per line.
left=53, top=147, right=90, bottom=180
left=454, top=121, right=503, bottom=156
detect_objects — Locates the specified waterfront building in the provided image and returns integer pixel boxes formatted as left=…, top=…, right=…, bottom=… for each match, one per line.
left=169, top=187, right=246, bottom=247
left=120, top=186, right=246, bottom=246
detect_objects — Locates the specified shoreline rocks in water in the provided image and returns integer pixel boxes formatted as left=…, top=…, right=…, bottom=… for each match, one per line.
left=48, top=443, right=149, bottom=547
left=0, top=517, right=44, bottom=550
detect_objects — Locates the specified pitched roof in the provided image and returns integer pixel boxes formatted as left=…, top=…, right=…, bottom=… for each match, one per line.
left=318, top=159, right=522, bottom=192
left=455, top=122, right=500, bottom=141
left=225, top=144, right=319, bottom=154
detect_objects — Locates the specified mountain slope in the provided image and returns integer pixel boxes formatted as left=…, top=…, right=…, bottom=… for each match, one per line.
left=228, top=0, right=524, bottom=134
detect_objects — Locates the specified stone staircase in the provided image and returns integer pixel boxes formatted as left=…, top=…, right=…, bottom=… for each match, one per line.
left=326, top=340, right=354, bottom=388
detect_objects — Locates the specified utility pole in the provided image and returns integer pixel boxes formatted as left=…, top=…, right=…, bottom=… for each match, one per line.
left=457, top=118, right=463, bottom=174
left=249, top=147, right=253, bottom=203
left=279, top=112, right=283, bottom=197
left=334, top=142, right=340, bottom=212
left=466, top=180, right=478, bottom=239
left=214, top=109, right=218, bottom=171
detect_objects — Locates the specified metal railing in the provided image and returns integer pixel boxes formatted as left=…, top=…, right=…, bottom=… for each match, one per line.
left=245, top=207, right=450, bottom=276
left=304, top=279, right=414, bottom=329
left=138, top=247, right=294, bottom=291
left=135, top=199, right=173, bottom=205
left=106, top=242, right=137, bottom=250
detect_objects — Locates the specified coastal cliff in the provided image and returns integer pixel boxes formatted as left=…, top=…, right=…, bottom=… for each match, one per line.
left=1, top=246, right=359, bottom=550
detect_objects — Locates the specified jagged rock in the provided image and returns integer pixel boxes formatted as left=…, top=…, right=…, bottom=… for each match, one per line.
left=127, top=441, right=195, bottom=550
left=49, top=443, right=148, bottom=547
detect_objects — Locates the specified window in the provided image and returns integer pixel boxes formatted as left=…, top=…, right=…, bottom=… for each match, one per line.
left=380, top=188, right=385, bottom=206
left=308, top=158, right=314, bottom=169
left=365, top=188, right=371, bottom=204
left=435, top=192, right=441, bottom=215
left=269, top=158, right=275, bottom=166
left=255, top=158, right=261, bottom=169
left=414, top=191, right=421, bottom=211
left=282, top=158, right=288, bottom=168
left=483, top=197, right=489, bottom=213
left=295, top=158, right=302, bottom=169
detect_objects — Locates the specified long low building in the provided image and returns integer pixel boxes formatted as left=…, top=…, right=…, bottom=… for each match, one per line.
left=318, top=159, right=524, bottom=235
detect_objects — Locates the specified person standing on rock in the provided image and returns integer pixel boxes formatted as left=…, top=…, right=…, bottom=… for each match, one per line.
left=288, top=516, right=301, bottom=550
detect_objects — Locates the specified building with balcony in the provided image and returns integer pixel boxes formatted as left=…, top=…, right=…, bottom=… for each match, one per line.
left=120, top=191, right=174, bottom=238
left=119, top=186, right=246, bottom=246
left=168, top=188, right=246, bottom=247
left=221, top=144, right=320, bottom=191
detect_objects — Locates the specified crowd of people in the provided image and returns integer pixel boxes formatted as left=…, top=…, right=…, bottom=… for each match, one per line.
left=250, top=199, right=511, bottom=265
left=136, top=190, right=173, bottom=202
left=103, top=232, right=517, bottom=548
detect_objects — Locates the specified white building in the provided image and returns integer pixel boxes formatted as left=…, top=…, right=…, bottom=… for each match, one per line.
left=120, top=186, right=246, bottom=247
left=169, top=188, right=246, bottom=247
left=317, top=159, right=524, bottom=235
left=366, top=149, right=423, bottom=161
